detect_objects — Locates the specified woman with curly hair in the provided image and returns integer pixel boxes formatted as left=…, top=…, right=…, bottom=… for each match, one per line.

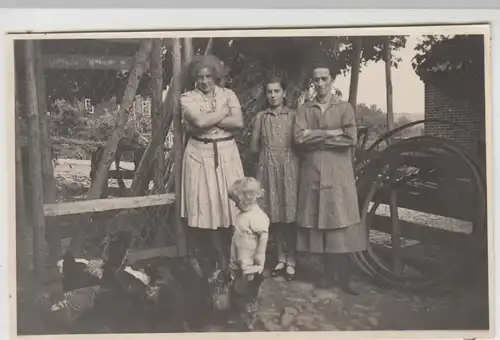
left=180, top=54, right=244, bottom=274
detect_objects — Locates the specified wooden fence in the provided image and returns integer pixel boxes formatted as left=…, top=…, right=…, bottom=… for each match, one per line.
left=17, top=38, right=193, bottom=284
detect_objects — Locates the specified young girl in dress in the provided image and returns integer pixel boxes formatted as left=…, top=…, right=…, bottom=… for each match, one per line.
left=227, top=177, right=270, bottom=330
left=250, top=76, right=299, bottom=281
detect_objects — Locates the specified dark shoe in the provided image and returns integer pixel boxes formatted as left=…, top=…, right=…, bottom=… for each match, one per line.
left=271, top=261, right=285, bottom=277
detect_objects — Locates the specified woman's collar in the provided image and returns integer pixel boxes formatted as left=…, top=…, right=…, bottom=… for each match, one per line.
left=265, top=105, right=290, bottom=116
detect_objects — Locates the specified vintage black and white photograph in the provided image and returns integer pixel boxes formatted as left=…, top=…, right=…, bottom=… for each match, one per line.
left=10, top=24, right=492, bottom=337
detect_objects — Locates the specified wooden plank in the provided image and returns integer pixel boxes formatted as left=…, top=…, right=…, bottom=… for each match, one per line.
left=43, top=193, right=175, bottom=217
left=126, top=246, right=179, bottom=263
left=25, top=40, right=48, bottom=282
left=370, top=214, right=469, bottom=245
left=42, top=53, right=136, bottom=70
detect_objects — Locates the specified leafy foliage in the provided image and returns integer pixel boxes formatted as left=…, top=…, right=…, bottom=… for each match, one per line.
left=412, top=34, right=484, bottom=75
left=18, top=36, right=411, bottom=170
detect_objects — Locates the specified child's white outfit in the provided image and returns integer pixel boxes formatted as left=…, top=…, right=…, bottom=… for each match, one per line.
left=229, top=204, right=270, bottom=278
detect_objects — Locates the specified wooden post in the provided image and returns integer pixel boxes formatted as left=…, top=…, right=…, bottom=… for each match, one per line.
left=384, top=37, right=395, bottom=132
left=35, top=41, right=61, bottom=280
left=389, top=188, right=403, bottom=273
left=86, top=40, right=153, bottom=200
left=183, top=38, right=194, bottom=146
left=183, top=37, right=193, bottom=65
left=172, top=38, right=187, bottom=257
left=204, top=38, right=214, bottom=56
left=151, top=39, right=164, bottom=192
left=24, top=40, right=48, bottom=282
left=15, top=113, right=32, bottom=272
left=348, top=36, right=363, bottom=109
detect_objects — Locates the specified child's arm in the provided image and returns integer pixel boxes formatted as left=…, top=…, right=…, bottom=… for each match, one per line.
left=250, top=112, right=263, bottom=154
left=251, top=214, right=270, bottom=266
left=254, top=231, right=269, bottom=266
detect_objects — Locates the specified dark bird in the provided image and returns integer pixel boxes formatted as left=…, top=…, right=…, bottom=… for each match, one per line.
left=60, top=251, right=101, bottom=293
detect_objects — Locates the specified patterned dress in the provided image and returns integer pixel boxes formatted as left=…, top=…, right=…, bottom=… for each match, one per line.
left=251, top=106, right=299, bottom=224
left=180, top=86, right=245, bottom=230
left=293, top=96, right=367, bottom=254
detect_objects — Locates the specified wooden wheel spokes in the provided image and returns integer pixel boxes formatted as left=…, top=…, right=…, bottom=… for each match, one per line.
left=353, top=136, right=487, bottom=291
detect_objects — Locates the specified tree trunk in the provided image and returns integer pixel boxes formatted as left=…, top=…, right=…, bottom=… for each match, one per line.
left=35, top=40, right=60, bottom=279
left=130, top=86, right=174, bottom=194
left=24, top=40, right=48, bottom=282
left=204, top=38, right=214, bottom=56
left=131, top=36, right=210, bottom=197
left=151, top=39, right=164, bottom=192
left=172, top=38, right=187, bottom=257
left=348, top=36, right=363, bottom=110
left=86, top=40, right=153, bottom=199
left=384, top=37, right=395, bottom=132
left=68, top=40, right=152, bottom=256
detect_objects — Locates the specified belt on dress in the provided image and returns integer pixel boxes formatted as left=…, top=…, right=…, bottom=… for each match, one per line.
left=190, top=135, right=234, bottom=169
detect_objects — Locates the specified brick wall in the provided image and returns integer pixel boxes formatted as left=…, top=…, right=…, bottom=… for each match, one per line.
left=423, top=81, right=485, bottom=152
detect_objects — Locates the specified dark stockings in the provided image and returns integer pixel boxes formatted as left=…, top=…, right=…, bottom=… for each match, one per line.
left=321, top=253, right=359, bottom=295
left=188, top=227, right=230, bottom=277
left=273, top=223, right=297, bottom=264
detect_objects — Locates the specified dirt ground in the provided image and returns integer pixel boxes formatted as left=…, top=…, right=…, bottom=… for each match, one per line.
left=15, top=158, right=490, bottom=335
left=17, top=260, right=489, bottom=335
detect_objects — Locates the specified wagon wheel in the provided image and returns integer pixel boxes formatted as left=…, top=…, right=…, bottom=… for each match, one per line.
left=352, top=136, right=487, bottom=291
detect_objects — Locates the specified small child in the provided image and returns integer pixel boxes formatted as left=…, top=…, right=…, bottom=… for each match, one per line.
left=227, top=177, right=270, bottom=329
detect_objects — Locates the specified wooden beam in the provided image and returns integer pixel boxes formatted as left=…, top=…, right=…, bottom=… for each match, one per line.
left=15, top=104, right=32, bottom=272
left=42, top=53, right=137, bottom=70
left=25, top=40, right=48, bottom=282
left=151, top=39, right=165, bottom=193
left=370, top=214, right=469, bottom=245
left=43, top=193, right=175, bottom=217
left=172, top=38, right=187, bottom=257
left=36, top=40, right=61, bottom=277
left=389, top=189, right=403, bottom=273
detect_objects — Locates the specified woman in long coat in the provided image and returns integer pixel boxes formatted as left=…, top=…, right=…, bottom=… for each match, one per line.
left=294, top=61, right=367, bottom=295
left=180, top=55, right=244, bottom=274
